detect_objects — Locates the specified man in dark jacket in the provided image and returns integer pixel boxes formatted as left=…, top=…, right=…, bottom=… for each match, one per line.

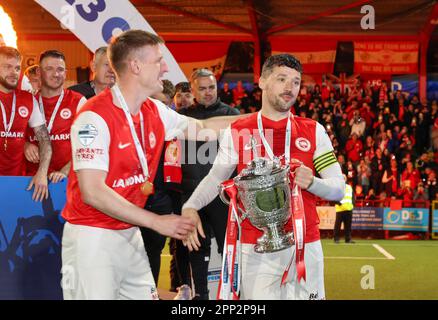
left=179, top=69, right=239, bottom=299
left=68, top=47, right=115, bottom=99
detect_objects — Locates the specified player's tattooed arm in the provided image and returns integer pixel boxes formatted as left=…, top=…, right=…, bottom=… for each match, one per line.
left=27, top=125, right=53, bottom=201
left=34, top=124, right=52, bottom=173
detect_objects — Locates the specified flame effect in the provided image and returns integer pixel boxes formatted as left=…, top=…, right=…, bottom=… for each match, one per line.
left=0, top=6, right=17, bottom=48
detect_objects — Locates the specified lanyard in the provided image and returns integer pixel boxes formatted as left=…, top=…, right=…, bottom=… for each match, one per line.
left=38, top=90, right=64, bottom=133
left=0, top=92, right=16, bottom=134
left=257, top=111, right=292, bottom=163
left=112, top=84, right=148, bottom=178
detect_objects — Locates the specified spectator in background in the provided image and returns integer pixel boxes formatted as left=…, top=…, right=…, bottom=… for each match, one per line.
left=363, top=135, right=376, bottom=160
left=413, top=182, right=429, bottom=201
left=69, top=46, right=115, bottom=99
left=345, top=133, right=363, bottom=164
left=398, top=180, right=414, bottom=207
left=218, top=82, right=233, bottom=105
left=359, top=102, right=375, bottom=128
left=355, top=184, right=365, bottom=201
left=386, top=129, right=399, bottom=154
left=401, top=161, right=421, bottom=191
left=381, top=157, right=400, bottom=197
left=174, top=81, right=194, bottom=112
left=337, top=154, right=347, bottom=173
left=376, top=130, right=389, bottom=152
left=232, top=80, right=246, bottom=105
left=357, top=159, right=371, bottom=195
left=426, top=169, right=437, bottom=200
left=365, top=188, right=377, bottom=201
left=346, top=160, right=357, bottom=185
left=250, top=88, right=262, bottom=111
left=415, top=112, right=430, bottom=154
left=370, top=148, right=387, bottom=194
left=350, top=110, right=366, bottom=138
left=24, top=64, right=40, bottom=94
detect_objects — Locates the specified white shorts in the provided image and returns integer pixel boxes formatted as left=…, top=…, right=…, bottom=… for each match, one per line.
left=61, top=222, right=157, bottom=300
left=240, top=240, right=325, bottom=300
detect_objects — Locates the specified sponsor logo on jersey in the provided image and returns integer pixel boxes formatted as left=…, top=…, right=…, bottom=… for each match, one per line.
left=149, top=132, right=156, bottom=149
left=75, top=147, right=104, bottom=161
left=118, top=142, right=131, bottom=149
left=78, top=124, right=98, bottom=146
left=0, top=131, right=24, bottom=138
left=112, top=174, right=146, bottom=188
left=18, top=106, right=29, bottom=118
left=295, top=137, right=311, bottom=152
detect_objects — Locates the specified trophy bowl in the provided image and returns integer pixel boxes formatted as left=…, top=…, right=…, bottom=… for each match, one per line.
left=220, top=151, right=294, bottom=253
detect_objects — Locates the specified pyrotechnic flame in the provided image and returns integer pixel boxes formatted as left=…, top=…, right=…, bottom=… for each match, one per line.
left=0, top=6, right=18, bottom=48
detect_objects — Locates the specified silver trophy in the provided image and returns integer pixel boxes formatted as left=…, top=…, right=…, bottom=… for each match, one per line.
left=219, top=137, right=294, bottom=253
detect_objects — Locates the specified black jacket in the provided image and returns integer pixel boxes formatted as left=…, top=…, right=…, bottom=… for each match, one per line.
left=68, top=81, right=95, bottom=100
left=179, top=98, right=240, bottom=193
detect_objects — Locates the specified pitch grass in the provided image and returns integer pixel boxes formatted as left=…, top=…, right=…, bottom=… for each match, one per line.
left=157, top=239, right=438, bottom=300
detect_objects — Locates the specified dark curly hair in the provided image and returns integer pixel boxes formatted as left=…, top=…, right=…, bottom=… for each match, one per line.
left=261, top=53, right=303, bottom=78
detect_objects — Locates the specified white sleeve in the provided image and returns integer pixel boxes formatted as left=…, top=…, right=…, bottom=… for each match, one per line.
left=76, top=96, right=88, bottom=112
left=151, top=97, right=189, bottom=141
left=307, top=122, right=345, bottom=201
left=20, top=75, right=33, bottom=93
left=182, top=126, right=238, bottom=211
left=71, top=111, right=110, bottom=172
left=28, top=96, right=45, bottom=128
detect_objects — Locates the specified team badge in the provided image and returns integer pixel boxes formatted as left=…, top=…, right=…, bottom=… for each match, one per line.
left=18, top=106, right=29, bottom=118
left=60, top=108, right=72, bottom=119
left=78, top=124, right=98, bottom=146
left=295, top=137, right=311, bottom=152
left=149, top=132, right=156, bottom=149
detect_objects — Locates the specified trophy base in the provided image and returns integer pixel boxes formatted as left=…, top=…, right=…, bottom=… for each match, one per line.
left=254, top=231, right=294, bottom=253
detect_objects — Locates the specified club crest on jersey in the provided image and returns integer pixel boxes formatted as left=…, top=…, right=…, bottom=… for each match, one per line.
left=60, top=108, right=72, bottom=119
left=18, top=106, right=29, bottom=118
left=149, top=132, right=156, bottom=148
left=295, top=137, right=311, bottom=152
left=78, top=124, right=98, bottom=146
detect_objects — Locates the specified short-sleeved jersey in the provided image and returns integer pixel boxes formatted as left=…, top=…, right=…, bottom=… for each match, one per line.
left=0, top=89, right=45, bottom=175
left=230, top=113, right=337, bottom=244
left=25, top=89, right=87, bottom=175
left=62, top=88, right=189, bottom=230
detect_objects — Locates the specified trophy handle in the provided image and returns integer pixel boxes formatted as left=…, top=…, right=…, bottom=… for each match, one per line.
left=219, top=184, right=231, bottom=206
left=219, top=184, right=247, bottom=222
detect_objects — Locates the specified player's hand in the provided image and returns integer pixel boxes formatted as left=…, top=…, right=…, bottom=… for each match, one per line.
left=24, top=142, right=40, bottom=163
left=27, top=170, right=49, bottom=201
left=151, top=214, right=195, bottom=241
left=294, top=164, right=314, bottom=190
left=181, top=208, right=206, bottom=251
left=49, top=171, right=67, bottom=183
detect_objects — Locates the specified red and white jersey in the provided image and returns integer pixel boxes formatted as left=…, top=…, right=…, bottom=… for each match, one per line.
left=0, top=89, right=45, bottom=176
left=62, top=88, right=189, bottom=230
left=217, top=113, right=339, bottom=244
left=25, top=89, right=87, bottom=175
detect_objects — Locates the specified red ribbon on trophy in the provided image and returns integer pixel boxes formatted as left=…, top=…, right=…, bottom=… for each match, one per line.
left=281, top=161, right=307, bottom=285
left=217, top=179, right=240, bottom=300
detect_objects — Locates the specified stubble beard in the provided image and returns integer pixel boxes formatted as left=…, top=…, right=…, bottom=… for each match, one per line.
left=0, top=75, right=18, bottom=91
